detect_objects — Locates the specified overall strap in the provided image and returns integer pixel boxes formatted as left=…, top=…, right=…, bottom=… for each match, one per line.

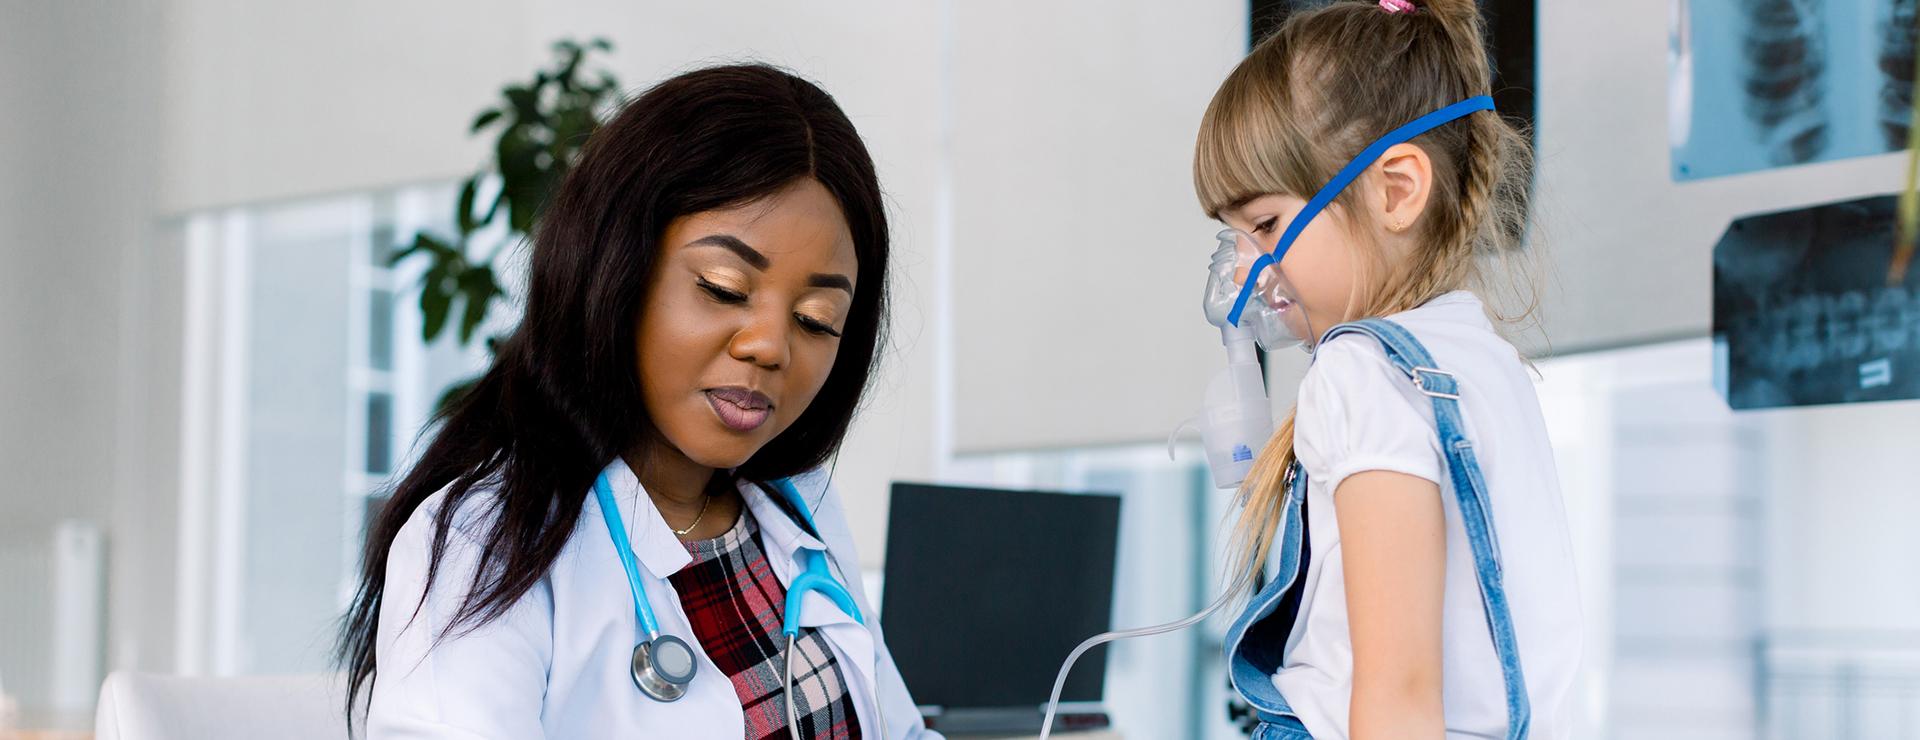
left=1318, top=318, right=1532, bottom=739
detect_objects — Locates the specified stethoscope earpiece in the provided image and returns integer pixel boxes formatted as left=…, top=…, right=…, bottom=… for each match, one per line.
left=630, top=634, right=697, bottom=702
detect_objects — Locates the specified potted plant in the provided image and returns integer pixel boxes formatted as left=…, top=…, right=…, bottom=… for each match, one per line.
left=392, top=38, right=623, bottom=410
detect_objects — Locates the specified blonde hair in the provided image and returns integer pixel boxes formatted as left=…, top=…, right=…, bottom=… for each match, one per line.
left=1193, top=0, right=1539, bottom=595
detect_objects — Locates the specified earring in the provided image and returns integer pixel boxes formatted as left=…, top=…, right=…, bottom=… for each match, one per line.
left=1391, top=219, right=1406, bottom=232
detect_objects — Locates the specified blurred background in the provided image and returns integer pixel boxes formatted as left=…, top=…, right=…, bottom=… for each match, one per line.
left=3, top=1, right=1919, bottom=738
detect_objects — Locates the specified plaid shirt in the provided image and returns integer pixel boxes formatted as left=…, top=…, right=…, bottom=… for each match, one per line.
left=668, top=508, right=863, bottom=740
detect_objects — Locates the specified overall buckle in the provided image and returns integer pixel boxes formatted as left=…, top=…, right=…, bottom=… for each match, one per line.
left=1409, top=367, right=1460, bottom=400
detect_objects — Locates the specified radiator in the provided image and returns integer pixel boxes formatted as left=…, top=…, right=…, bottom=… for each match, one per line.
left=0, top=520, right=106, bottom=724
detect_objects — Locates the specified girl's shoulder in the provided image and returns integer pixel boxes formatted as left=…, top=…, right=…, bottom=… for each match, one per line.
left=1298, top=333, right=1425, bottom=411
left=1299, top=291, right=1513, bottom=406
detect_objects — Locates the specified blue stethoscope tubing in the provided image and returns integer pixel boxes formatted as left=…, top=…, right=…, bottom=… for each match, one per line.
left=593, top=471, right=882, bottom=739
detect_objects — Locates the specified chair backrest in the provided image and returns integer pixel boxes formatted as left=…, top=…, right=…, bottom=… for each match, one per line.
left=94, top=672, right=360, bottom=740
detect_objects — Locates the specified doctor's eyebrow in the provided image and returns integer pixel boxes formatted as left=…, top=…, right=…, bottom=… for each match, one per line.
left=689, top=233, right=854, bottom=295
left=689, top=234, right=770, bottom=269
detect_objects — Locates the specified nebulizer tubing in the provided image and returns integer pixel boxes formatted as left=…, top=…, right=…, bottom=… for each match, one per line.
left=1037, top=566, right=1256, bottom=740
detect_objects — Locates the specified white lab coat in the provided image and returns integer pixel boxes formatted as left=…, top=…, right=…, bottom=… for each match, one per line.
left=368, top=460, right=941, bottom=739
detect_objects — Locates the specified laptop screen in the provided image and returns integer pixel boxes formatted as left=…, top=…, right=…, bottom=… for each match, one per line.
left=880, top=482, right=1122, bottom=710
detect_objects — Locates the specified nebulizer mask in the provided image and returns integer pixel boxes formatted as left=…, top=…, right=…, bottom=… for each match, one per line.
left=1036, top=95, right=1498, bottom=740
left=1205, top=227, right=1315, bottom=354
left=1171, top=227, right=1314, bottom=493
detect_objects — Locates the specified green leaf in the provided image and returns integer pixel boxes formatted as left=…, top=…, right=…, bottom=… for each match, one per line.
left=557, top=48, right=583, bottom=92
left=470, top=108, right=503, bottom=133
left=390, top=240, right=426, bottom=266
left=455, top=266, right=501, bottom=344
left=506, top=171, right=558, bottom=234
left=503, top=85, right=541, bottom=122
left=590, top=38, right=612, bottom=51
left=392, top=232, right=455, bottom=265
left=420, top=272, right=453, bottom=342
left=496, top=129, right=541, bottom=181
left=482, top=188, right=505, bottom=225
left=434, top=376, right=481, bottom=415
left=507, top=191, right=537, bottom=234
left=456, top=177, right=479, bottom=236
left=549, top=109, right=591, bottom=156
left=496, top=130, right=548, bottom=233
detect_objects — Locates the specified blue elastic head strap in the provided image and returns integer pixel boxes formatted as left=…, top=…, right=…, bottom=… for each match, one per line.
left=1225, top=95, right=1496, bottom=327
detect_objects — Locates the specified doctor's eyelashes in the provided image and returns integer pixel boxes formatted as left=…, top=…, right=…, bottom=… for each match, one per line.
left=797, top=314, right=842, bottom=337
left=697, top=276, right=750, bottom=304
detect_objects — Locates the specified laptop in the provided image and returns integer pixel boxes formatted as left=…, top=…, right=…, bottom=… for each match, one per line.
left=880, top=482, right=1123, bottom=735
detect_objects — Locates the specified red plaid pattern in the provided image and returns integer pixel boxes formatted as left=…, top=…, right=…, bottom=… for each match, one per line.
left=669, top=509, right=862, bottom=740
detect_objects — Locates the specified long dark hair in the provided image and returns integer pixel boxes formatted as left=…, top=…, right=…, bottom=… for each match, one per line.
left=337, top=63, right=891, bottom=719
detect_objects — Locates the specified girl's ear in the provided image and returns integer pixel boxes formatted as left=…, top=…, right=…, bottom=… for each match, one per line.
left=1374, top=143, right=1434, bottom=233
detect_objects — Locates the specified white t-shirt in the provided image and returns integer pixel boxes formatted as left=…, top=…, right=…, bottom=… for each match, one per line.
left=1273, top=291, right=1582, bottom=739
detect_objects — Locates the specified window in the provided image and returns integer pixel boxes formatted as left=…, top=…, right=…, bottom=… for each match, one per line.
left=177, top=182, right=497, bottom=675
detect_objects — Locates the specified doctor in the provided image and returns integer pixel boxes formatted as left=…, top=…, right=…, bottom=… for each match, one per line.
left=338, top=64, right=939, bottom=739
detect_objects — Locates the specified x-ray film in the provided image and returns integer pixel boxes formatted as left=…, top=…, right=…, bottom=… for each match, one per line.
left=1714, top=194, right=1920, bottom=409
left=1671, top=0, right=1917, bottom=180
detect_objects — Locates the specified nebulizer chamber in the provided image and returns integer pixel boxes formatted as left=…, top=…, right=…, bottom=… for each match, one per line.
left=1178, top=229, right=1278, bottom=491
left=1167, top=224, right=1290, bottom=490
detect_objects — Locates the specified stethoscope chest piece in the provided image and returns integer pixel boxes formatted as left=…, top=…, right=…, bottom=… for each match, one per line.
left=631, top=634, right=698, bottom=702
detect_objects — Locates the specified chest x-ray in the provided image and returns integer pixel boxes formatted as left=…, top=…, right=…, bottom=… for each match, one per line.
left=1671, top=0, right=1917, bottom=180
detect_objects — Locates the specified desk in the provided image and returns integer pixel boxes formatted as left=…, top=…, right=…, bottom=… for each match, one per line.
left=949, top=733, right=1121, bottom=740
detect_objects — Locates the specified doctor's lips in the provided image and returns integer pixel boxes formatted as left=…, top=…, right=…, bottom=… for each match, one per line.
left=705, top=386, right=774, bottom=432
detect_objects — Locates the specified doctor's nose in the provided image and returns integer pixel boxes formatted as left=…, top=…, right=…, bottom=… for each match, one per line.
left=727, top=309, right=792, bottom=370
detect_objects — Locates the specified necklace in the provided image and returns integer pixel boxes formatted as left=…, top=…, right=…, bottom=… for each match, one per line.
left=672, top=493, right=713, bottom=537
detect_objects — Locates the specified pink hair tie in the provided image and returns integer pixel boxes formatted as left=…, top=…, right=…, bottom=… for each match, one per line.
left=1379, top=0, right=1417, bottom=13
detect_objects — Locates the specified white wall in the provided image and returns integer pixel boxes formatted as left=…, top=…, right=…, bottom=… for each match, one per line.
left=0, top=2, right=161, bottom=535
left=947, top=0, right=1248, bottom=453
left=0, top=0, right=179, bottom=693
left=157, top=0, right=529, bottom=213
left=1762, top=400, right=1920, bottom=633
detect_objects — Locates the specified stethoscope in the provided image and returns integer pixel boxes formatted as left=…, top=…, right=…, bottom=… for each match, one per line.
left=592, top=471, right=885, bottom=739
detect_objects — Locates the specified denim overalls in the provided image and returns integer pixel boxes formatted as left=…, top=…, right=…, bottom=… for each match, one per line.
left=1223, top=318, right=1532, bottom=739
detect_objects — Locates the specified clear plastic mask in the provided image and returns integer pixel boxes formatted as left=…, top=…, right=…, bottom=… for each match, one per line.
left=1203, top=228, right=1313, bottom=352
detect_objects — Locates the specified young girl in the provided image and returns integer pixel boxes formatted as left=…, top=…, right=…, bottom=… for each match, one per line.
left=1193, top=1, right=1580, bottom=738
